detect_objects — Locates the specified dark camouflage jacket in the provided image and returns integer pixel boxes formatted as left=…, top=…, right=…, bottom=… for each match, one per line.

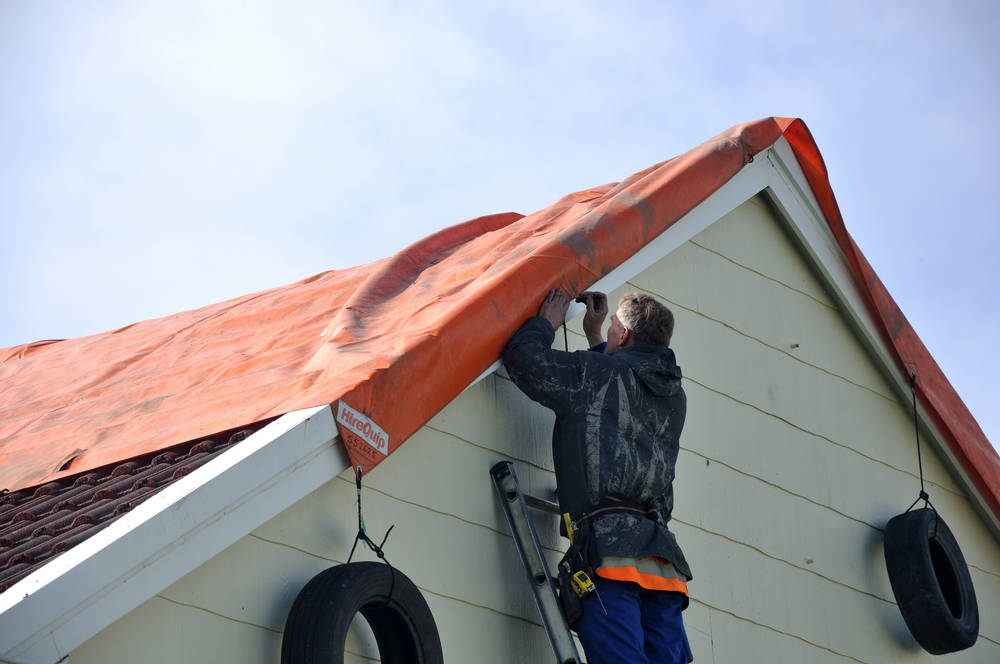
left=502, top=316, right=691, bottom=580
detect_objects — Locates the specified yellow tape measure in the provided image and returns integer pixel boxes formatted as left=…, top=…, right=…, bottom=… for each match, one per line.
left=571, top=570, right=596, bottom=598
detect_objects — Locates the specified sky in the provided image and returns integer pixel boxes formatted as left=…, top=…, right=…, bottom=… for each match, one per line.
left=1, top=1, right=997, bottom=452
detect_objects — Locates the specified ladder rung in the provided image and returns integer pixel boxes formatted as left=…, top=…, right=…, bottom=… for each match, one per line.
left=523, top=492, right=560, bottom=514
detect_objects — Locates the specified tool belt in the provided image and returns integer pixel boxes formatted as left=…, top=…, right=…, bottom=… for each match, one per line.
left=560, top=494, right=662, bottom=541
left=574, top=495, right=663, bottom=528
left=556, top=495, right=660, bottom=627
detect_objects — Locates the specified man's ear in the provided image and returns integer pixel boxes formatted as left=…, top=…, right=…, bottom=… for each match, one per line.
left=620, top=326, right=631, bottom=348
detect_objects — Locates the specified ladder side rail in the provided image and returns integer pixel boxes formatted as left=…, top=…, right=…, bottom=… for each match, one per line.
left=490, top=461, right=579, bottom=664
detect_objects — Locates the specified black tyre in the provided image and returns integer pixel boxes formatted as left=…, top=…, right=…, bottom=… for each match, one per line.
left=281, top=562, right=443, bottom=664
left=883, top=508, right=978, bottom=654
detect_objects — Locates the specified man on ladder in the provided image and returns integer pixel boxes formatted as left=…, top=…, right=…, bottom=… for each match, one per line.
left=503, top=288, right=692, bottom=664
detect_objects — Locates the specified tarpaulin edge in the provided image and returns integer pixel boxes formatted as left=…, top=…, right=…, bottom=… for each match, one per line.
left=777, top=118, right=1000, bottom=522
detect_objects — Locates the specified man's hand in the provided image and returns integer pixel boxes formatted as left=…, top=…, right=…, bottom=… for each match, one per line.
left=539, top=288, right=572, bottom=332
left=577, top=291, right=608, bottom=348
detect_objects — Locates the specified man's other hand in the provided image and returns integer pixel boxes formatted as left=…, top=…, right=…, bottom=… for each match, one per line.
left=578, top=291, right=608, bottom=347
left=539, top=289, right=572, bottom=331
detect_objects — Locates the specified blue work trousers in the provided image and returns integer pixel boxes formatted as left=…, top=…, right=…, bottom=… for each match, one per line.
left=575, top=577, right=689, bottom=664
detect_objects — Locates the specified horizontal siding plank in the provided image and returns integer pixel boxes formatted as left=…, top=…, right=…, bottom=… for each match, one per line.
left=678, top=382, right=1000, bottom=577
left=252, top=427, right=564, bottom=554
left=160, top=523, right=572, bottom=662
left=679, top=599, right=714, bottom=664
left=689, top=196, right=836, bottom=307
left=667, top=301, right=958, bottom=491
left=252, top=470, right=559, bottom=623
left=426, top=373, right=556, bottom=473
left=71, top=595, right=280, bottom=664
left=363, top=421, right=563, bottom=551
left=160, top=534, right=332, bottom=633
left=675, top=448, right=895, bottom=604
left=633, top=238, right=894, bottom=402
left=677, top=505, right=999, bottom=660
left=424, top=590, right=555, bottom=663
left=704, top=603, right=856, bottom=663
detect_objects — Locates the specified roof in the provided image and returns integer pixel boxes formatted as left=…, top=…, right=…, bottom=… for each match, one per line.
left=1, top=117, right=998, bottom=527
left=0, top=423, right=267, bottom=593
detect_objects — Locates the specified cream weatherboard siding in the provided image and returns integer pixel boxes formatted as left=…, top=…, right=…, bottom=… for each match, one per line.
left=71, top=195, right=999, bottom=663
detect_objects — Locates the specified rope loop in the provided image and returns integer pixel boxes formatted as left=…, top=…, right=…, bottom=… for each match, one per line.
left=905, top=491, right=937, bottom=515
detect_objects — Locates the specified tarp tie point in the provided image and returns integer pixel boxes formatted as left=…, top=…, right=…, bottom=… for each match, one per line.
left=348, top=465, right=397, bottom=601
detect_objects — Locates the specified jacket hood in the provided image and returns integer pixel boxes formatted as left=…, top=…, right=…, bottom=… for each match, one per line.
left=616, top=345, right=683, bottom=397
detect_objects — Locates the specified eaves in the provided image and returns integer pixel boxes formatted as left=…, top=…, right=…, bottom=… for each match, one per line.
left=0, top=406, right=349, bottom=664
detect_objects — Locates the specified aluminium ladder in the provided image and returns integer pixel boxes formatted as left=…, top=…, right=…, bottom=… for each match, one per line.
left=490, top=460, right=580, bottom=664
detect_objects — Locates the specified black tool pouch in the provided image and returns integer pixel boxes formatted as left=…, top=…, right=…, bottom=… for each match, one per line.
left=556, top=521, right=598, bottom=628
left=557, top=564, right=583, bottom=627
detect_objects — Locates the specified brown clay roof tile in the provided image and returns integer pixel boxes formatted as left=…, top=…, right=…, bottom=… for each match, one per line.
left=0, top=424, right=266, bottom=594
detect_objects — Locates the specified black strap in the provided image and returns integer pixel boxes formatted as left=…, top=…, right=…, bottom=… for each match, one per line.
left=904, top=372, right=936, bottom=516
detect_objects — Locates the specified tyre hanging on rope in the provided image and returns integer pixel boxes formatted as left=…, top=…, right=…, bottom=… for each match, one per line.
left=281, top=562, right=443, bottom=664
left=883, top=508, right=979, bottom=654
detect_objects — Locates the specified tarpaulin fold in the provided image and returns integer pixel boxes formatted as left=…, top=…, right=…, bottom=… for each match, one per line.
left=1, top=117, right=997, bottom=524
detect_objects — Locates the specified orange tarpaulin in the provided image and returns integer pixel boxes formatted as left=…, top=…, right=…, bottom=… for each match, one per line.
left=1, top=117, right=997, bottom=523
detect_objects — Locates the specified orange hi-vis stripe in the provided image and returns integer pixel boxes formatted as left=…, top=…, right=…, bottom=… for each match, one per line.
left=596, top=565, right=689, bottom=595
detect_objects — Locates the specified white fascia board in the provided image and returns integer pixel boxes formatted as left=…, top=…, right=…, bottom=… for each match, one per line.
left=473, top=157, right=774, bottom=386
left=0, top=405, right=350, bottom=664
left=762, top=137, right=1000, bottom=541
